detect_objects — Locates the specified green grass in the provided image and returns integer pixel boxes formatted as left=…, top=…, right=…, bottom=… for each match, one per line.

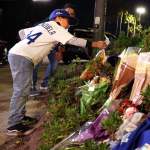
left=38, top=63, right=111, bottom=150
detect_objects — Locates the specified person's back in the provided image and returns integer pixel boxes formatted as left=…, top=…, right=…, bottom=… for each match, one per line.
left=10, top=21, right=73, bottom=65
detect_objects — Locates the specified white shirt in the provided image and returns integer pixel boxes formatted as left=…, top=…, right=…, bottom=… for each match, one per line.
left=9, top=21, right=73, bottom=65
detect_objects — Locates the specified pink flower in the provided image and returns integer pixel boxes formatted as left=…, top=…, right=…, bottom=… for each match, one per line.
left=123, top=107, right=138, bottom=119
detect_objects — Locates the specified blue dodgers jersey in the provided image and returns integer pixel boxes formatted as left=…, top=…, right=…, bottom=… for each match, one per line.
left=112, top=117, right=150, bottom=150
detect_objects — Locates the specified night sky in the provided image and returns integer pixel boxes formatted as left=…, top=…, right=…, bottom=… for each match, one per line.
left=0, top=0, right=150, bottom=47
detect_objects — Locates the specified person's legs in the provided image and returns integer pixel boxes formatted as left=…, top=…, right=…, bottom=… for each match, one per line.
left=32, top=63, right=40, bottom=90
left=40, top=63, right=52, bottom=88
left=40, top=53, right=58, bottom=88
left=8, top=54, right=33, bottom=128
left=29, top=63, right=41, bottom=96
left=50, top=54, right=58, bottom=73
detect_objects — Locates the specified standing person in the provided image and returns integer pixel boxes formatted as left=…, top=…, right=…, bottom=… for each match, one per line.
left=7, top=9, right=107, bottom=136
left=31, top=3, right=78, bottom=94
left=31, top=44, right=63, bottom=93
left=62, top=3, right=91, bottom=64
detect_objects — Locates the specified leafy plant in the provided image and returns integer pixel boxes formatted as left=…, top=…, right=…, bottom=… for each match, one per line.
left=110, top=32, right=142, bottom=55
left=101, top=111, right=122, bottom=136
left=80, top=80, right=109, bottom=116
left=142, top=33, right=150, bottom=52
left=140, top=85, right=150, bottom=113
left=142, top=86, right=150, bottom=100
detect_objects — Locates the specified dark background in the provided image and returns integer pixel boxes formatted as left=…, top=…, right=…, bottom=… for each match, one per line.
left=0, top=0, right=150, bottom=48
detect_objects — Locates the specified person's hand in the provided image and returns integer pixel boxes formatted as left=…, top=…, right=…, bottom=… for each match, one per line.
left=55, top=51, right=63, bottom=61
left=58, top=46, right=65, bottom=53
left=54, top=46, right=65, bottom=61
left=92, top=41, right=107, bottom=49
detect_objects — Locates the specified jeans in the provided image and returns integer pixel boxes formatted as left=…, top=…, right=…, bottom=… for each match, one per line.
left=8, top=54, right=33, bottom=127
left=32, top=50, right=58, bottom=88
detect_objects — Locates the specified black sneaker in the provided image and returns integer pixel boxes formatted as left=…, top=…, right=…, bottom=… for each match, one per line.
left=7, top=123, right=34, bottom=136
left=21, top=116, right=38, bottom=126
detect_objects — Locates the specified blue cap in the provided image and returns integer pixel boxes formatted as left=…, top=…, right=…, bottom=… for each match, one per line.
left=49, top=9, right=77, bottom=25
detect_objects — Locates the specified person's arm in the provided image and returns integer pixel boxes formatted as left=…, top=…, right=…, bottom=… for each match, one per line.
left=50, top=21, right=107, bottom=49
left=66, top=37, right=107, bottom=49
left=66, top=37, right=87, bottom=48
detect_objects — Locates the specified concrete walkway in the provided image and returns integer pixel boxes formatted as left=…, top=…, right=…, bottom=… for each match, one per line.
left=0, top=65, right=47, bottom=145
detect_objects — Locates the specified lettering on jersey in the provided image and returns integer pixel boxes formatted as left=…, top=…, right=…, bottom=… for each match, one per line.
left=41, top=23, right=56, bottom=35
